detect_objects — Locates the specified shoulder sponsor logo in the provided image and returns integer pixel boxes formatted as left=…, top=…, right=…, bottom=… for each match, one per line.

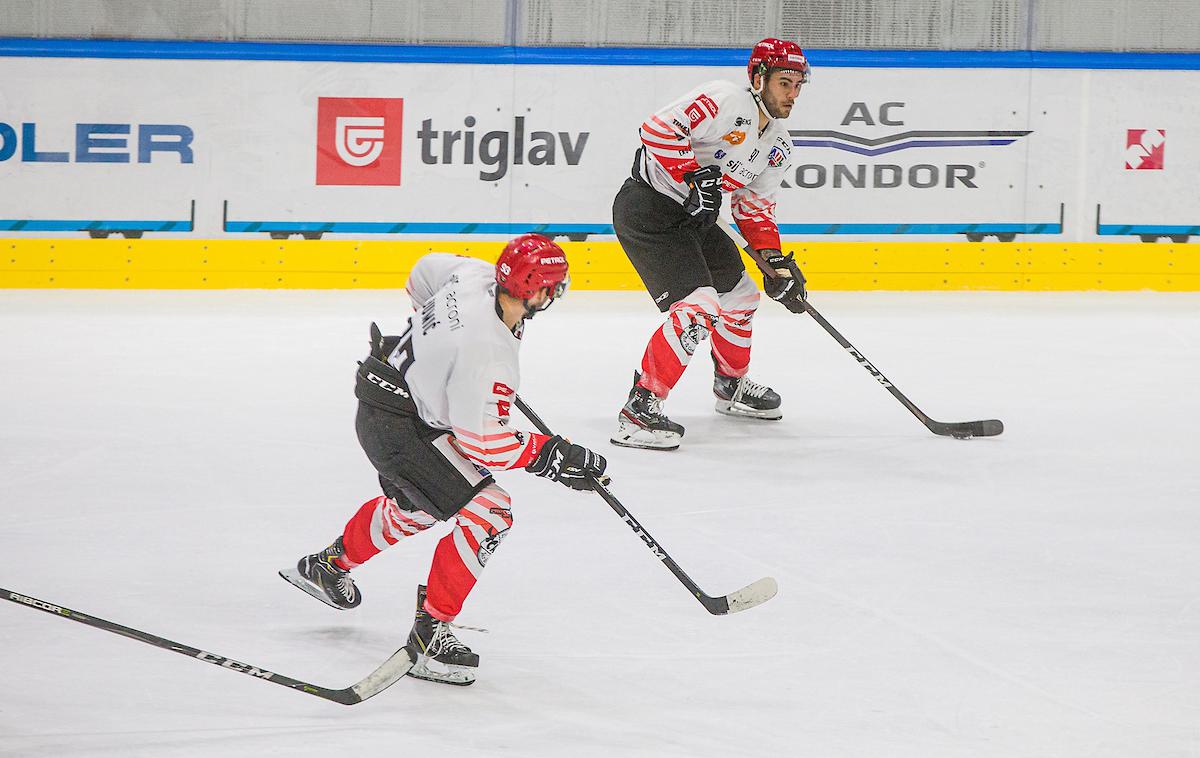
left=317, top=97, right=404, bottom=186
left=1125, top=129, right=1165, bottom=170
left=721, top=130, right=746, bottom=146
left=684, top=94, right=720, bottom=129
left=735, top=116, right=753, bottom=127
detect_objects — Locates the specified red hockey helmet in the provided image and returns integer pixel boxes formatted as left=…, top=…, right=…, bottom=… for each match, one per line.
left=495, top=233, right=570, bottom=303
left=748, top=38, right=810, bottom=86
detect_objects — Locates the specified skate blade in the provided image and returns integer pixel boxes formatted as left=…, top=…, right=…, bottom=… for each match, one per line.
left=278, top=567, right=352, bottom=611
left=407, top=655, right=476, bottom=686
left=714, top=399, right=783, bottom=421
left=610, top=420, right=681, bottom=451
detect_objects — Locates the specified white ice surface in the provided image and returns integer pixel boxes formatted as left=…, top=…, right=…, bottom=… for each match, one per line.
left=1, top=289, right=1197, bottom=758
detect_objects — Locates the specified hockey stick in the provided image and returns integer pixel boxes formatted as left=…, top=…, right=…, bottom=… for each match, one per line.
left=2, top=586, right=413, bottom=705
left=513, top=395, right=778, bottom=615
left=718, top=221, right=1003, bottom=439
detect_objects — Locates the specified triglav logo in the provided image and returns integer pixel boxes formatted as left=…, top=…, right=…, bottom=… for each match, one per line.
left=334, top=117, right=385, bottom=167
left=316, top=97, right=404, bottom=186
left=1125, top=129, right=1165, bottom=170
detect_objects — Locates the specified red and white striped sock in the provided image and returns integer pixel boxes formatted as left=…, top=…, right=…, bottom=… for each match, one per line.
left=425, top=485, right=513, bottom=622
left=637, top=286, right=721, bottom=398
left=337, top=495, right=438, bottom=570
left=710, top=274, right=760, bottom=378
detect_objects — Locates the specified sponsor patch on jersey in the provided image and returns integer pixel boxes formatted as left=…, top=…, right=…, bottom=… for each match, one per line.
left=685, top=94, right=718, bottom=129
left=721, top=130, right=746, bottom=146
left=735, top=116, right=752, bottom=127
left=768, top=146, right=786, bottom=167
left=714, top=149, right=726, bottom=160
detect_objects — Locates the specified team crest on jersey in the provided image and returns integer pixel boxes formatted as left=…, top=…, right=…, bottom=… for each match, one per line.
left=721, top=130, right=746, bottom=146
left=768, top=146, right=786, bottom=167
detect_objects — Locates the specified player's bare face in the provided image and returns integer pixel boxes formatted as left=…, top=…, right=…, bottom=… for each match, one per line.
left=762, top=72, right=803, bottom=119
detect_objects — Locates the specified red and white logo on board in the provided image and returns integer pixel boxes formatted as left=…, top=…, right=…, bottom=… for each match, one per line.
left=316, top=97, right=404, bottom=185
left=1125, top=129, right=1165, bottom=170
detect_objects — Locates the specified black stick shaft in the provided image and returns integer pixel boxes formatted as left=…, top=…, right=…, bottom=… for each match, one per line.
left=3, top=587, right=370, bottom=704
left=513, top=395, right=729, bottom=614
left=802, top=300, right=934, bottom=425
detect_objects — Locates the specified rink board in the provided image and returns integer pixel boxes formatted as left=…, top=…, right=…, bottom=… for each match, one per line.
left=2, top=239, right=1197, bottom=290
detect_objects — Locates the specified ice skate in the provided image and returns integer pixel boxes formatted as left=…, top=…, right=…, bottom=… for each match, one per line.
left=278, top=536, right=362, bottom=610
left=405, top=585, right=480, bottom=686
left=713, top=373, right=782, bottom=420
left=610, top=372, right=684, bottom=450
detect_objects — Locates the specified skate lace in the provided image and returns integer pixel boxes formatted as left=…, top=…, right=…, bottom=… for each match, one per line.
left=733, top=377, right=769, bottom=402
left=429, top=620, right=488, bottom=656
left=645, top=393, right=666, bottom=419
left=335, top=574, right=356, bottom=602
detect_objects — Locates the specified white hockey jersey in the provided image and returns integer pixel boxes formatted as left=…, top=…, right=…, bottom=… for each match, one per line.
left=391, top=254, right=546, bottom=471
left=635, top=79, right=793, bottom=251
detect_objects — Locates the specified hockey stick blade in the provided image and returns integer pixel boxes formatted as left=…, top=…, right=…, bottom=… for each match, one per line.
left=704, top=576, right=779, bottom=615
left=931, top=418, right=1005, bottom=439
left=2, top=587, right=413, bottom=705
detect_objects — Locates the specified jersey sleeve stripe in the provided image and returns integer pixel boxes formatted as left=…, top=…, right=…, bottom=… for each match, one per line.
left=640, top=121, right=683, bottom=141
left=641, top=137, right=691, bottom=152
left=452, top=426, right=518, bottom=443
left=649, top=115, right=685, bottom=137
left=454, top=437, right=523, bottom=456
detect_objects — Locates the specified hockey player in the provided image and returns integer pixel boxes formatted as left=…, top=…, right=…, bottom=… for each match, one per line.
left=280, top=234, right=607, bottom=685
left=611, top=38, right=811, bottom=450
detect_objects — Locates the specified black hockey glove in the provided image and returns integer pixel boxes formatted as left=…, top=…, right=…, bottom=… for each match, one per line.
left=760, top=249, right=808, bottom=314
left=681, top=165, right=724, bottom=229
left=526, top=435, right=609, bottom=491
